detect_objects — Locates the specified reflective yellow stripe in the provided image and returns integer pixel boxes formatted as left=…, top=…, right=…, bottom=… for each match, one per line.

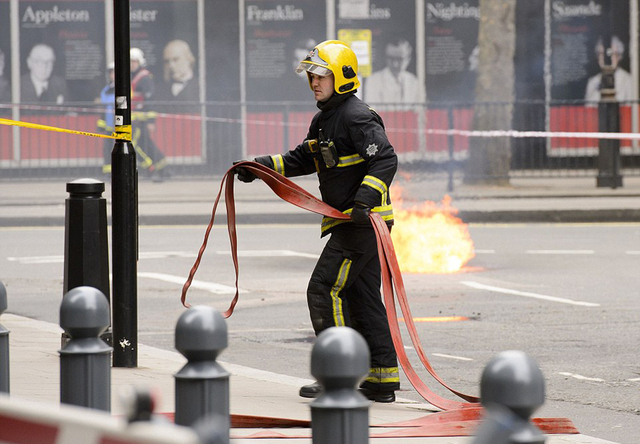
left=131, top=127, right=153, bottom=169
left=272, top=154, right=285, bottom=175
left=372, top=205, right=394, bottom=221
left=362, top=175, right=388, bottom=195
left=366, top=367, right=400, bottom=384
left=337, top=154, right=365, bottom=167
left=320, top=204, right=394, bottom=234
left=330, top=259, right=351, bottom=326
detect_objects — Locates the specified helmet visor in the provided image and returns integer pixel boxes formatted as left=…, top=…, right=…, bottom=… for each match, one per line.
left=295, top=62, right=332, bottom=76
left=295, top=48, right=332, bottom=76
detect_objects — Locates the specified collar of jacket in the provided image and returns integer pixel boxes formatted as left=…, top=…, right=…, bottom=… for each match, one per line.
left=317, top=91, right=355, bottom=112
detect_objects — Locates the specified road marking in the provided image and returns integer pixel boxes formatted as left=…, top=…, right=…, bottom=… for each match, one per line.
left=558, top=372, right=605, bottom=382
left=7, top=254, right=64, bottom=264
left=461, top=281, right=600, bottom=307
left=474, top=249, right=496, bottom=254
left=626, top=251, right=640, bottom=255
left=627, top=377, right=640, bottom=382
left=216, top=249, right=320, bottom=259
left=7, top=251, right=197, bottom=264
left=399, top=316, right=469, bottom=322
left=432, top=353, right=473, bottom=362
left=138, top=272, right=246, bottom=294
left=526, top=250, right=595, bottom=255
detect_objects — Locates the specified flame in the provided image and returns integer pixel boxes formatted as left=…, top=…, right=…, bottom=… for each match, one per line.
left=390, top=185, right=475, bottom=274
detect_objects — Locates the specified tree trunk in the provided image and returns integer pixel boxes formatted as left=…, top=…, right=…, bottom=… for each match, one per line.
left=465, top=0, right=516, bottom=185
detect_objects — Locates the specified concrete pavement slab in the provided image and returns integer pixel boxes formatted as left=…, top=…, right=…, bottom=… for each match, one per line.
left=1, top=313, right=620, bottom=443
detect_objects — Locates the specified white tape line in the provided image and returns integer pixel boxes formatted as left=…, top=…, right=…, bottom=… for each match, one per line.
left=526, top=250, right=595, bottom=255
left=138, top=272, right=246, bottom=294
left=425, top=128, right=640, bottom=140
left=216, top=249, right=320, bottom=259
left=461, top=281, right=600, bottom=307
left=432, top=353, right=474, bottom=362
left=558, top=372, right=605, bottom=382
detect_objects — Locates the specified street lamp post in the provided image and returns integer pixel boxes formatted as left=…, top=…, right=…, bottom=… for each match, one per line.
left=111, top=0, right=138, bottom=367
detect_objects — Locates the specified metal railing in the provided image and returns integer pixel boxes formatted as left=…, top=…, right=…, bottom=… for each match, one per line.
left=1, top=100, right=639, bottom=181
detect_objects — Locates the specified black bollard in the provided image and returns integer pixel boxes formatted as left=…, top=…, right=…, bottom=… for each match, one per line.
left=59, top=286, right=112, bottom=411
left=0, top=281, right=8, bottom=393
left=472, top=350, right=546, bottom=444
left=174, top=305, right=229, bottom=443
left=310, top=327, right=370, bottom=444
left=64, top=178, right=111, bottom=347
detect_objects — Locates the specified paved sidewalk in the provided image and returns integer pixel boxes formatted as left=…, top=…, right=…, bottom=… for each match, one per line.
left=1, top=174, right=640, bottom=227
left=1, top=313, right=618, bottom=443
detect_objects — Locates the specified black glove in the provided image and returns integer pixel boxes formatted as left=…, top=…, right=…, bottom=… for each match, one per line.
left=351, top=202, right=371, bottom=225
left=233, top=160, right=256, bottom=183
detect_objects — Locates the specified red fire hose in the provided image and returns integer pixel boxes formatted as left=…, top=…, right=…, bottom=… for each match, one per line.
left=181, top=161, right=479, bottom=410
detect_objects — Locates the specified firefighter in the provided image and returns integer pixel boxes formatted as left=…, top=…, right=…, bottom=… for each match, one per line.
left=235, top=40, right=399, bottom=402
left=130, top=48, right=169, bottom=182
left=97, top=62, right=115, bottom=175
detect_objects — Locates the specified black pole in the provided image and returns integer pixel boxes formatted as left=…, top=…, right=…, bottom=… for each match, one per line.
left=447, top=105, right=455, bottom=193
left=112, top=0, right=138, bottom=367
left=596, top=2, right=622, bottom=189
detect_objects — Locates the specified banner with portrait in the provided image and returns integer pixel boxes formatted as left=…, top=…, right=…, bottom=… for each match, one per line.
left=243, top=0, right=326, bottom=157
left=130, top=0, right=202, bottom=159
left=19, top=0, right=105, bottom=104
left=0, top=0, right=11, bottom=162
left=424, top=0, right=479, bottom=104
left=336, top=0, right=421, bottom=155
left=244, top=0, right=326, bottom=103
left=336, top=0, right=419, bottom=104
left=548, top=0, right=635, bottom=155
left=550, top=0, right=631, bottom=102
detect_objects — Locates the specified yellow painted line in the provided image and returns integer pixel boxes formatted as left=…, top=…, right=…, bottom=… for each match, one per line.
left=0, top=117, right=131, bottom=141
left=399, top=316, right=469, bottom=323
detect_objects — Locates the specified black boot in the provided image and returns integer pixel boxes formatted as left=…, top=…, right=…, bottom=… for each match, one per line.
left=299, top=381, right=323, bottom=398
left=358, top=385, right=396, bottom=403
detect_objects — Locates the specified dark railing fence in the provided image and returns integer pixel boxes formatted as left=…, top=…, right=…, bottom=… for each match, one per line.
left=1, top=100, right=639, bottom=181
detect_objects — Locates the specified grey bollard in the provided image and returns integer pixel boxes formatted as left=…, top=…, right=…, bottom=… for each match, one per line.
left=64, top=178, right=111, bottom=346
left=472, top=350, right=546, bottom=444
left=310, top=327, right=370, bottom=444
left=0, top=281, right=8, bottom=393
left=174, top=305, right=230, bottom=443
left=59, top=286, right=112, bottom=411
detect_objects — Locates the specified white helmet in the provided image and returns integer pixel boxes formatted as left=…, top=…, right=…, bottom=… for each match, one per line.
left=130, top=48, right=146, bottom=66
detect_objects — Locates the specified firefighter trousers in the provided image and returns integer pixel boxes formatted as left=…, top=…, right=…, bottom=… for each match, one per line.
left=307, top=222, right=399, bottom=392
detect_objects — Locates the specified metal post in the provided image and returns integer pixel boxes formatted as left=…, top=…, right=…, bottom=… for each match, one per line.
left=112, top=0, right=138, bottom=368
left=471, top=350, right=546, bottom=444
left=447, top=105, right=455, bottom=193
left=59, top=286, right=112, bottom=411
left=174, top=305, right=230, bottom=442
left=64, top=179, right=111, bottom=346
left=0, top=281, right=9, bottom=394
left=310, top=327, right=370, bottom=444
left=596, top=4, right=623, bottom=189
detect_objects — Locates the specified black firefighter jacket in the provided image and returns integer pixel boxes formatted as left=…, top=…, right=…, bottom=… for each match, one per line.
left=257, top=93, right=398, bottom=236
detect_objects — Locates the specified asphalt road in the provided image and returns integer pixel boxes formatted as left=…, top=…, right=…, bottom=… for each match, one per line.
left=1, top=222, right=639, bottom=443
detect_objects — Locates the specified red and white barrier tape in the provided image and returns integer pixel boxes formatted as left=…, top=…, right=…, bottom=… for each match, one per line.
left=0, top=396, right=200, bottom=444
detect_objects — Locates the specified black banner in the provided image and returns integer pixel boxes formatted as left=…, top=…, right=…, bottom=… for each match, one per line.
left=336, top=0, right=421, bottom=105
left=244, top=0, right=326, bottom=102
left=551, top=0, right=631, bottom=101
left=0, top=0, right=10, bottom=105
left=19, top=0, right=105, bottom=104
left=130, top=0, right=200, bottom=106
left=424, top=0, right=479, bottom=103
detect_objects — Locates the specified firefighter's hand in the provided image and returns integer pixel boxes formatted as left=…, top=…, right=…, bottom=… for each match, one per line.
left=351, top=202, right=371, bottom=225
left=233, top=160, right=256, bottom=183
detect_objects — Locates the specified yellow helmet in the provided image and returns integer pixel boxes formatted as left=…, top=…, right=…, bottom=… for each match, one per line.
left=295, top=40, right=360, bottom=95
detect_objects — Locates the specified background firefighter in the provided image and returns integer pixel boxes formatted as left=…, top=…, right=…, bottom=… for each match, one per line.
left=235, top=40, right=400, bottom=403
left=130, top=47, right=169, bottom=182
